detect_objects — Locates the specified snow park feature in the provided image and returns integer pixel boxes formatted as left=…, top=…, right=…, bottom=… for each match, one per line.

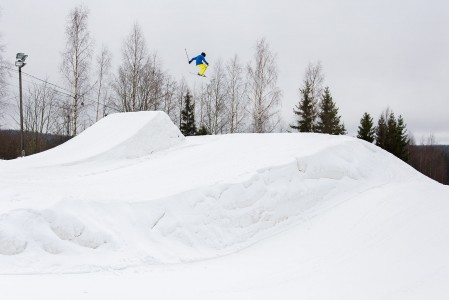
left=0, top=111, right=448, bottom=299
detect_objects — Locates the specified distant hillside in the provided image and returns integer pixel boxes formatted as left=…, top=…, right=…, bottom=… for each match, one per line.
left=0, top=130, right=71, bottom=160
left=408, top=145, right=449, bottom=185
left=436, top=145, right=449, bottom=154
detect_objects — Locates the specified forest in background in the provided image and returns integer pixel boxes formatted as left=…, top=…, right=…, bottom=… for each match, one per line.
left=1, top=5, right=447, bottom=185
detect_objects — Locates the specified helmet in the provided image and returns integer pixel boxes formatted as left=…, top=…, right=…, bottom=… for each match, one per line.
left=201, top=52, right=206, bottom=57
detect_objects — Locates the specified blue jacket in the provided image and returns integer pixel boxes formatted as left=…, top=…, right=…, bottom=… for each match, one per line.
left=190, top=54, right=208, bottom=66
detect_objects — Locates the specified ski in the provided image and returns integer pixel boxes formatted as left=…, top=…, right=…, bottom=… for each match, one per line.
left=189, top=72, right=207, bottom=78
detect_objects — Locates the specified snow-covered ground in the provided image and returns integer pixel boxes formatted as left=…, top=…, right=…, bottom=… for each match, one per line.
left=0, top=111, right=448, bottom=299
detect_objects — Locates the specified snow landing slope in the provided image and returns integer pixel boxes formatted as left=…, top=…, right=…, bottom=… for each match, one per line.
left=0, top=111, right=448, bottom=299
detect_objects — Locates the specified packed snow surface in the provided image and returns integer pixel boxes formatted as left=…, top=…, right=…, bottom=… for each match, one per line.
left=0, top=111, right=448, bottom=299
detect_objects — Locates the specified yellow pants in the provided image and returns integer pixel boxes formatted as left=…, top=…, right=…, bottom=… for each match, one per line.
left=198, top=64, right=207, bottom=76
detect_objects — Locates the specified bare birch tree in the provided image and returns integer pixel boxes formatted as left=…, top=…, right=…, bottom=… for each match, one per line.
left=139, top=53, right=165, bottom=111
left=112, top=23, right=149, bottom=112
left=60, top=5, right=93, bottom=136
left=22, top=81, right=59, bottom=152
left=0, top=59, right=5, bottom=100
left=53, top=103, right=73, bottom=136
left=161, top=75, right=179, bottom=124
left=226, top=55, right=247, bottom=133
left=0, top=12, right=8, bottom=122
left=204, top=59, right=228, bottom=134
left=195, top=82, right=208, bottom=131
left=94, top=45, right=112, bottom=122
left=0, top=55, right=7, bottom=124
left=304, top=61, right=324, bottom=101
left=0, top=43, right=5, bottom=99
left=246, top=38, right=282, bottom=133
left=292, top=61, right=325, bottom=132
left=176, top=78, right=188, bottom=128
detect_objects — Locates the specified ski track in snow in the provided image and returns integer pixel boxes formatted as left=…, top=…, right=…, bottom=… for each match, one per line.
left=0, top=111, right=448, bottom=299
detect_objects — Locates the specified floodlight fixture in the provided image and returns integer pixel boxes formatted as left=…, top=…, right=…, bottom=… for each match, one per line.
left=16, top=53, right=28, bottom=62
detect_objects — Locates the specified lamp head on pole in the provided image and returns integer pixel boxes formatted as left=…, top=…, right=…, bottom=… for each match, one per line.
left=15, top=53, right=28, bottom=68
left=16, top=53, right=28, bottom=61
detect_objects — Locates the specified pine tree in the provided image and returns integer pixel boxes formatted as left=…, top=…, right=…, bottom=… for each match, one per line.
left=357, top=112, right=375, bottom=143
left=291, top=81, right=316, bottom=132
left=316, top=87, right=346, bottom=135
left=180, top=91, right=196, bottom=136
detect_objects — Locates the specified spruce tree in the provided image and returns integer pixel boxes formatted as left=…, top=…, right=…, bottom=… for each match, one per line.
left=386, top=112, right=398, bottom=154
left=316, top=87, right=346, bottom=135
left=357, top=112, right=375, bottom=143
left=375, top=110, right=409, bottom=162
left=180, top=91, right=197, bottom=136
left=290, top=81, right=316, bottom=132
left=395, top=115, right=409, bottom=161
left=196, top=124, right=210, bottom=136
left=375, top=114, right=388, bottom=149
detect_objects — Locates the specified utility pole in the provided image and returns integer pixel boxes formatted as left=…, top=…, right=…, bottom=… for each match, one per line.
left=19, top=66, right=24, bottom=156
left=15, top=53, right=28, bottom=157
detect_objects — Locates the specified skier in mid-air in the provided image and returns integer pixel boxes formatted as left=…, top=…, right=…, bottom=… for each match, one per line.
left=189, top=52, right=209, bottom=77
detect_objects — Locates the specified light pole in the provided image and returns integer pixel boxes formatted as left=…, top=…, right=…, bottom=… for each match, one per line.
left=15, top=53, right=28, bottom=157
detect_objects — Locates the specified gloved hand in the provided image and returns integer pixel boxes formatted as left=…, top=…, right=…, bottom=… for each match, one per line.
left=189, top=60, right=192, bottom=64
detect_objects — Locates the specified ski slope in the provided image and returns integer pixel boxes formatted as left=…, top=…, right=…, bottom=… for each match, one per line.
left=0, top=111, right=448, bottom=299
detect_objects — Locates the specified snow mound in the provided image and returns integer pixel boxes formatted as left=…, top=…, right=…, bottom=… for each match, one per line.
left=0, top=132, right=430, bottom=273
left=1, top=112, right=449, bottom=298
left=1, top=112, right=449, bottom=300
left=18, top=111, right=185, bottom=165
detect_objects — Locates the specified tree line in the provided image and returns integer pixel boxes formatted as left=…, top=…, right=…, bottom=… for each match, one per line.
left=356, top=110, right=449, bottom=184
left=273, top=59, right=448, bottom=184
left=1, top=6, right=283, bottom=140
left=0, top=130, right=70, bottom=160
left=357, top=109, right=409, bottom=161
left=0, top=6, right=447, bottom=185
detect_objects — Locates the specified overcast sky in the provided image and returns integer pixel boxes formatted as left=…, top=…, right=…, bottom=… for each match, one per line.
left=1, top=0, right=448, bottom=143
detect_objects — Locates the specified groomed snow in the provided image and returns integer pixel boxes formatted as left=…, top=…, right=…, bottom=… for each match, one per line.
left=0, top=111, right=448, bottom=299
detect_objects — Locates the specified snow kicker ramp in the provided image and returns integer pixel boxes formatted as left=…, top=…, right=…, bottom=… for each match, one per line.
left=1, top=112, right=449, bottom=299
left=9, top=111, right=185, bottom=166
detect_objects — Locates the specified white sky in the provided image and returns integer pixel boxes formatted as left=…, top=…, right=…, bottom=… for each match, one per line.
left=1, top=0, right=448, bottom=143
